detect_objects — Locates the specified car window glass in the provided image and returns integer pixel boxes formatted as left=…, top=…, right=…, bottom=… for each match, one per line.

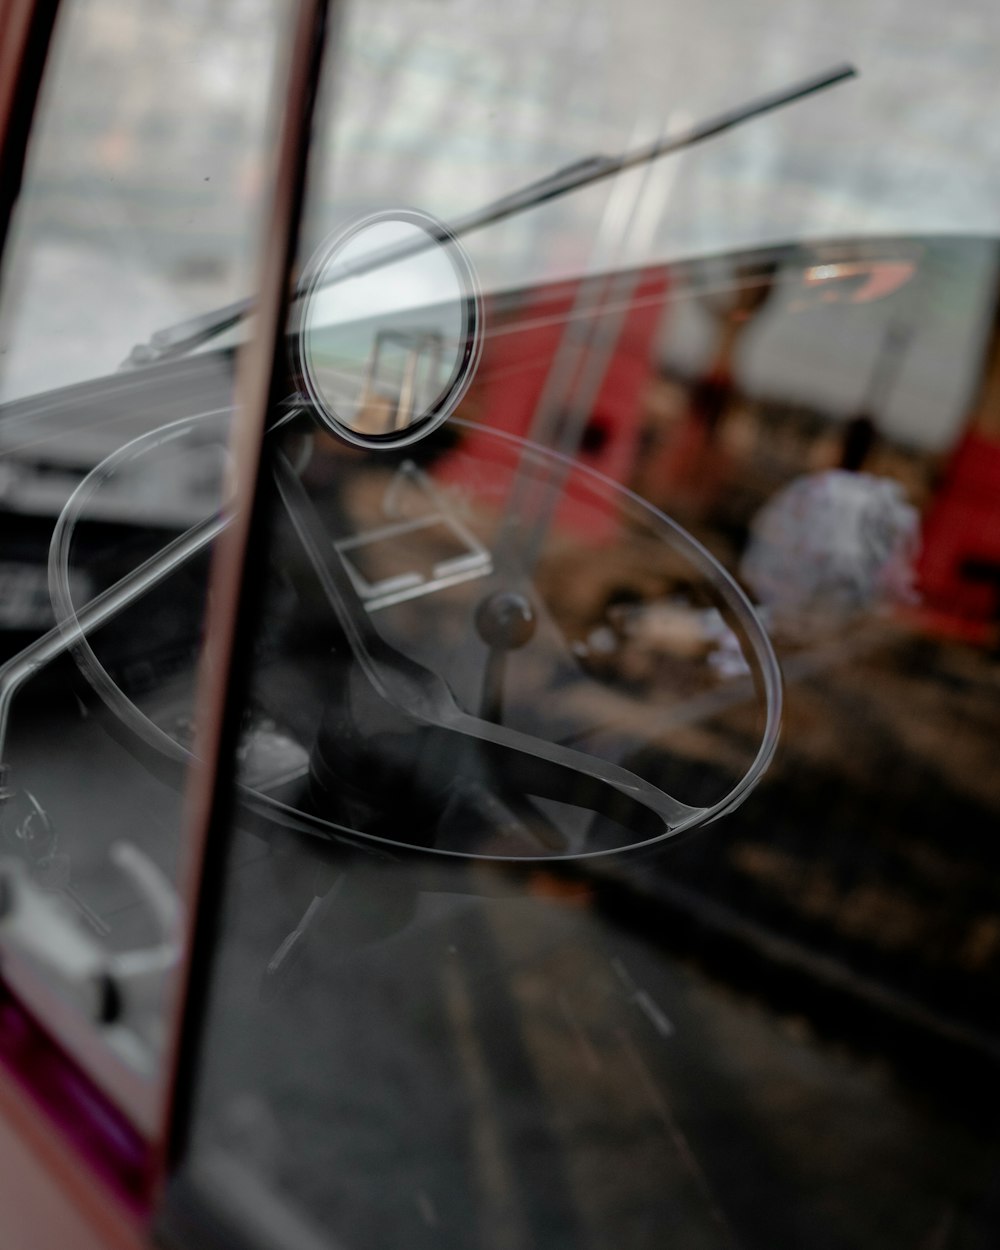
left=0, top=0, right=284, bottom=1134
left=165, top=2, right=1000, bottom=1250
left=0, top=0, right=281, bottom=402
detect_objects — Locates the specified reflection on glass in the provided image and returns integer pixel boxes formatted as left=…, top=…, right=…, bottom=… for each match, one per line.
left=179, top=228, right=1000, bottom=1250
left=0, top=0, right=281, bottom=1110
left=5, top=0, right=1000, bottom=1243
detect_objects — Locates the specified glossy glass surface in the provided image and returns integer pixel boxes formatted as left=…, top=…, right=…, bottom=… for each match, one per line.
left=0, top=0, right=283, bottom=1122
left=167, top=1, right=1000, bottom=1246
left=2, top=0, right=1000, bottom=1248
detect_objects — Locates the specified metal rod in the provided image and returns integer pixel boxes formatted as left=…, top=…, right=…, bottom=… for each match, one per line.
left=159, top=0, right=336, bottom=1173
left=133, top=62, right=857, bottom=362
left=0, top=514, right=224, bottom=758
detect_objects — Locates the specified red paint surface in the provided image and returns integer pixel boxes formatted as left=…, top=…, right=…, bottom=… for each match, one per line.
left=0, top=981, right=153, bottom=1215
left=919, top=430, right=1000, bottom=623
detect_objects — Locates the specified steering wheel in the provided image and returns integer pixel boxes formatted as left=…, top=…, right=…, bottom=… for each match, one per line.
left=33, top=212, right=781, bottom=867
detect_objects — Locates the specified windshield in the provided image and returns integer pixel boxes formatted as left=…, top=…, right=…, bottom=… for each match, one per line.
left=0, top=2, right=999, bottom=1248
left=161, top=3, right=1000, bottom=1249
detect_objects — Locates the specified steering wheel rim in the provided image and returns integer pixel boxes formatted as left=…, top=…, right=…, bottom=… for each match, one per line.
left=46, top=409, right=782, bottom=863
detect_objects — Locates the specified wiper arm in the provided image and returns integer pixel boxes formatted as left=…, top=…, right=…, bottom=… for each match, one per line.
left=125, top=61, right=856, bottom=366
left=126, top=297, right=250, bottom=365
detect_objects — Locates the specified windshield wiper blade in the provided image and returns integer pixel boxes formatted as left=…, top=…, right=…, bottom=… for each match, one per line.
left=125, top=61, right=856, bottom=366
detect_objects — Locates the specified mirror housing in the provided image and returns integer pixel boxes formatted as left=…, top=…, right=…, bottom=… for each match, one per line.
left=296, top=210, right=482, bottom=448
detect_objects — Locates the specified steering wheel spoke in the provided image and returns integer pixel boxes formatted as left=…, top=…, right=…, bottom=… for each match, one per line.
left=275, top=452, right=704, bottom=850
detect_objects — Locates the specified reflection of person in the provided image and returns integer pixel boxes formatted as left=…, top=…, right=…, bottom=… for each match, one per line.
left=740, top=468, right=920, bottom=641
left=839, top=414, right=876, bottom=472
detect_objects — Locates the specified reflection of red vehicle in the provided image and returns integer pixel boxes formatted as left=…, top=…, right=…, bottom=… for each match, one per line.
left=447, top=269, right=668, bottom=539
left=919, top=428, right=1000, bottom=636
left=917, top=309, right=1000, bottom=642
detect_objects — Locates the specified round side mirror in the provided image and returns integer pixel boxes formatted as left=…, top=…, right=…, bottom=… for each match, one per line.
left=297, top=211, right=482, bottom=448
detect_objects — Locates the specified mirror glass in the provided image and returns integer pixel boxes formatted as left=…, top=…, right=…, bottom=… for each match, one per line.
left=299, top=216, right=478, bottom=446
